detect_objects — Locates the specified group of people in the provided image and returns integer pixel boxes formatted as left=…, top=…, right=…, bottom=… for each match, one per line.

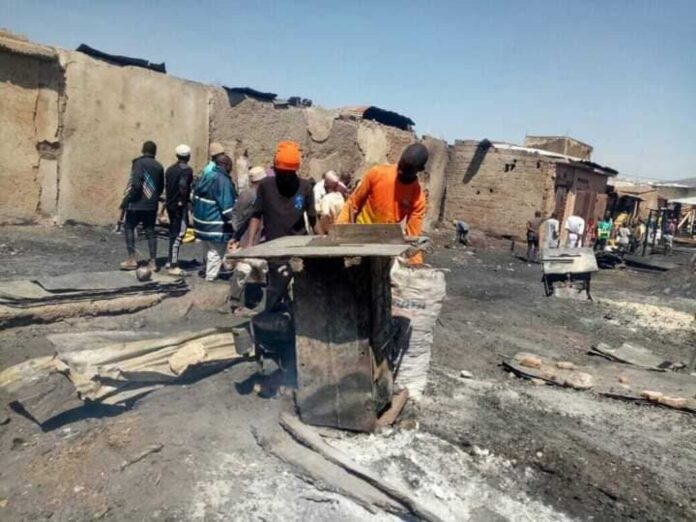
left=118, top=139, right=429, bottom=312
left=525, top=209, right=677, bottom=262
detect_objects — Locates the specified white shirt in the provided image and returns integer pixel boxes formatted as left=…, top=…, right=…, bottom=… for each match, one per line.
left=319, top=191, right=345, bottom=220
left=313, top=180, right=327, bottom=210
left=565, top=215, right=585, bottom=235
left=543, top=218, right=559, bottom=247
left=618, top=226, right=631, bottom=244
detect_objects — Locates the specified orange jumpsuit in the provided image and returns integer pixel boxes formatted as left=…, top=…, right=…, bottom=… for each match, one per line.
left=337, top=164, right=426, bottom=262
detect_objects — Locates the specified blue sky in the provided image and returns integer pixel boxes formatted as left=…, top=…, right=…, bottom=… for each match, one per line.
left=2, top=0, right=694, bottom=180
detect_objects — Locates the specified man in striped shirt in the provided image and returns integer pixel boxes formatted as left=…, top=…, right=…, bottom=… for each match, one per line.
left=120, top=141, right=164, bottom=272
left=192, top=154, right=237, bottom=281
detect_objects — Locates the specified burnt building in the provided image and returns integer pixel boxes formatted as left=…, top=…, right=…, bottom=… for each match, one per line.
left=444, top=137, right=618, bottom=241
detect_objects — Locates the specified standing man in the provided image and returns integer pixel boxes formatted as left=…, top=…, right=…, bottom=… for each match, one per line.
left=164, top=144, right=194, bottom=276
left=595, top=213, right=613, bottom=251
left=617, top=221, right=631, bottom=253
left=200, top=142, right=226, bottom=179
left=337, top=142, right=428, bottom=263
left=542, top=212, right=560, bottom=250
left=244, top=141, right=316, bottom=311
left=120, top=141, right=164, bottom=271
left=313, top=170, right=341, bottom=210
left=664, top=218, right=677, bottom=255
left=630, top=218, right=645, bottom=253
left=564, top=214, right=585, bottom=248
left=231, top=166, right=267, bottom=243
left=228, top=166, right=267, bottom=313
left=193, top=154, right=237, bottom=281
left=526, top=210, right=544, bottom=262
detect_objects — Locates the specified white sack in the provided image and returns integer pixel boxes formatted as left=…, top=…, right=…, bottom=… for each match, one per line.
left=391, top=258, right=447, bottom=401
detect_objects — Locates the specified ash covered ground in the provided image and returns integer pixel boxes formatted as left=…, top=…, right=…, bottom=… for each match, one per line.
left=0, top=225, right=694, bottom=521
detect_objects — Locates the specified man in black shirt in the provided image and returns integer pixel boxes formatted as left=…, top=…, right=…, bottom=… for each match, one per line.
left=120, top=141, right=164, bottom=271
left=244, top=141, right=316, bottom=311
left=164, top=144, right=194, bottom=275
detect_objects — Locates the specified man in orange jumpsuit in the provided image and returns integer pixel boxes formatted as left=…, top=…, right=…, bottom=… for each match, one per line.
left=337, top=142, right=428, bottom=262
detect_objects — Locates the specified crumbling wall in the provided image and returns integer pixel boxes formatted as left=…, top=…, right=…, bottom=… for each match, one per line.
left=445, top=140, right=556, bottom=239
left=209, top=91, right=310, bottom=176
left=0, top=34, right=63, bottom=224
left=1, top=33, right=425, bottom=227
left=421, top=136, right=449, bottom=231
left=57, top=51, right=210, bottom=225
left=210, top=91, right=415, bottom=182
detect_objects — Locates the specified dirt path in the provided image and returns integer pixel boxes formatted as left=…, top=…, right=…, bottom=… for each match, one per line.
left=0, top=225, right=694, bottom=520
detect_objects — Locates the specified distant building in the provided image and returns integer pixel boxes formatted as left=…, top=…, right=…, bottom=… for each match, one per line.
left=444, top=137, right=618, bottom=241
left=524, top=135, right=593, bottom=161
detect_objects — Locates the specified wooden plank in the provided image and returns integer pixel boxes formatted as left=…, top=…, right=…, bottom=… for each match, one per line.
left=376, top=389, right=409, bottom=427
left=328, top=224, right=404, bottom=244
left=293, top=257, right=376, bottom=431
left=623, top=255, right=678, bottom=271
left=255, top=428, right=405, bottom=516
left=280, top=413, right=446, bottom=522
left=228, top=235, right=409, bottom=259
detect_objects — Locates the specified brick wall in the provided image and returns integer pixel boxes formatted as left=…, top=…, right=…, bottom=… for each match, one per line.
left=444, top=140, right=556, bottom=239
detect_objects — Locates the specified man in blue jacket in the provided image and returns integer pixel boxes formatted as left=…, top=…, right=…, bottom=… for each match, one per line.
left=120, top=141, right=164, bottom=271
left=193, top=154, right=237, bottom=281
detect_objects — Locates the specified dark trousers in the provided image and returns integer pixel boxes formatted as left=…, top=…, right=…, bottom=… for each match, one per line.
left=166, top=205, right=188, bottom=266
left=124, top=209, right=157, bottom=260
left=265, top=259, right=292, bottom=313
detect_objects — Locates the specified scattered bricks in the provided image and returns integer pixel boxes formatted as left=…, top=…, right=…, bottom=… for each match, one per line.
left=563, top=372, right=594, bottom=390
left=520, top=355, right=542, bottom=369
left=641, top=390, right=664, bottom=401
left=556, top=361, right=575, bottom=370
left=658, top=397, right=687, bottom=409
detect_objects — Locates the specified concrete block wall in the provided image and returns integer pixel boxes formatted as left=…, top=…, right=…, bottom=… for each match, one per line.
left=444, top=140, right=557, bottom=239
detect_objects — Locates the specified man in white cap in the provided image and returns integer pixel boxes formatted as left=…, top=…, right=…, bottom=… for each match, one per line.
left=164, top=144, right=194, bottom=275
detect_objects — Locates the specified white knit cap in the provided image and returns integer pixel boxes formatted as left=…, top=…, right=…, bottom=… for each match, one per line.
left=175, top=144, right=191, bottom=156
left=249, top=166, right=267, bottom=183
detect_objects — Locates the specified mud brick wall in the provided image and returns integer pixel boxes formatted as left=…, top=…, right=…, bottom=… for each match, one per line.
left=0, top=31, right=463, bottom=230
left=209, top=92, right=417, bottom=183
left=444, top=140, right=557, bottom=239
left=0, top=32, right=211, bottom=226
left=0, top=35, right=63, bottom=223
left=57, top=50, right=210, bottom=225
left=422, top=136, right=449, bottom=231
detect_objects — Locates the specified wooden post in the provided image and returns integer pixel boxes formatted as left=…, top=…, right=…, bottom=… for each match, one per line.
left=293, top=256, right=393, bottom=432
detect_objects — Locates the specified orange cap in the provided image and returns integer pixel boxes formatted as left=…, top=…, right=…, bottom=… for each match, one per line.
left=274, top=141, right=301, bottom=171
